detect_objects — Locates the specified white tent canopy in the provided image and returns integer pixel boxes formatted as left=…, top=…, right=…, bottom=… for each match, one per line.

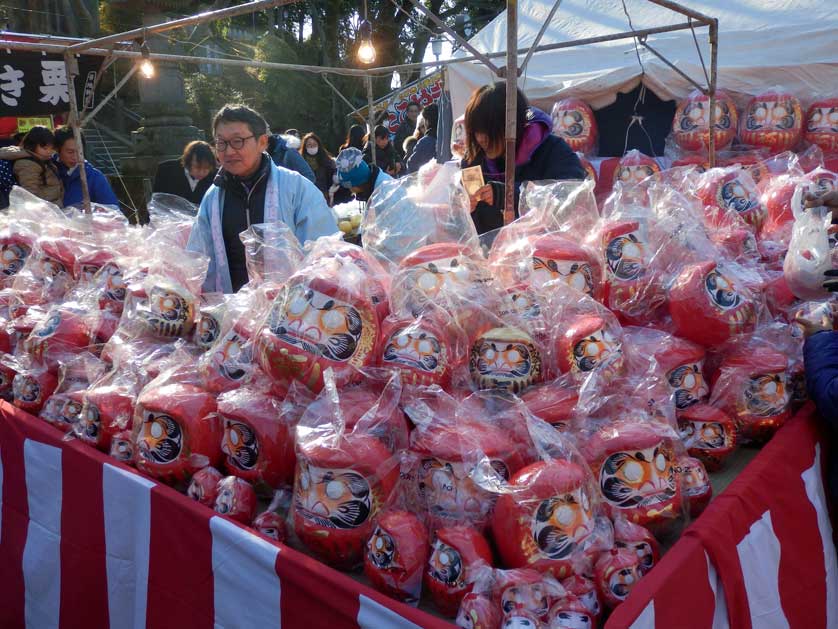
left=447, top=0, right=838, bottom=116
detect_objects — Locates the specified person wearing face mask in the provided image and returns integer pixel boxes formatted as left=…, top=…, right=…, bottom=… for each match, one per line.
left=153, top=141, right=218, bottom=206
left=299, top=132, right=336, bottom=201
left=462, top=82, right=585, bottom=234
left=0, top=126, right=63, bottom=205
left=52, top=126, right=119, bottom=208
left=187, top=104, right=337, bottom=293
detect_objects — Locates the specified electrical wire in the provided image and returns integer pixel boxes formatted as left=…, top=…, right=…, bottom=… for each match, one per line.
left=619, top=1, right=657, bottom=158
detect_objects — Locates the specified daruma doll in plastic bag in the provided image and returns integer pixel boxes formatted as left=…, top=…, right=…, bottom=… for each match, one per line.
left=672, top=89, right=738, bottom=151
left=582, top=420, right=681, bottom=529
left=711, top=344, right=791, bottom=443
left=613, top=517, right=660, bottom=576
left=555, top=314, right=624, bottom=386
left=293, top=382, right=401, bottom=570
left=76, top=383, right=136, bottom=452
left=425, top=525, right=493, bottom=617
left=677, top=403, right=737, bottom=471
left=654, top=336, right=708, bottom=412
left=218, top=386, right=295, bottom=489
left=134, top=382, right=222, bottom=483
left=697, top=167, right=766, bottom=231
left=364, top=509, right=429, bottom=604
left=594, top=547, right=642, bottom=610
left=676, top=455, right=712, bottom=517
left=612, top=151, right=661, bottom=189
left=469, top=326, right=543, bottom=394
left=492, top=459, right=598, bottom=578
left=530, top=234, right=602, bottom=299
left=378, top=311, right=462, bottom=388
left=669, top=261, right=758, bottom=347
left=739, top=91, right=803, bottom=152
left=187, top=466, right=223, bottom=506
left=805, top=98, right=838, bottom=152
left=213, top=476, right=257, bottom=525
left=551, top=98, right=598, bottom=154
left=560, top=575, right=601, bottom=625
left=256, top=275, right=379, bottom=392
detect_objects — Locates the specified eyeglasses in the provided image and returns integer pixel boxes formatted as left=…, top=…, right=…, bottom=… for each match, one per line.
left=211, top=135, right=256, bottom=152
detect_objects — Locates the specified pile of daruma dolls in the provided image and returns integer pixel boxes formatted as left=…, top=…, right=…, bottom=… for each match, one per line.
left=0, top=85, right=834, bottom=629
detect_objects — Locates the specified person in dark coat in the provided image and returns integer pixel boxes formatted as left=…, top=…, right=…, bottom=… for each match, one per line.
left=153, top=141, right=217, bottom=206
left=267, top=132, right=316, bottom=183
left=300, top=132, right=336, bottom=202
left=363, top=125, right=400, bottom=177
left=340, top=125, right=366, bottom=153
left=53, top=126, right=119, bottom=208
left=406, top=103, right=438, bottom=174
left=393, top=101, right=420, bottom=161
left=461, top=82, right=586, bottom=234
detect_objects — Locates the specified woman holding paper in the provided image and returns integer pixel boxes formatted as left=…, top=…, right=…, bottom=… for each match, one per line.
left=461, top=82, right=586, bottom=234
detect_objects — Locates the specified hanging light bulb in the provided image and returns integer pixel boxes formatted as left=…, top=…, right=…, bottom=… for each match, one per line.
left=139, top=41, right=155, bottom=79
left=357, top=19, right=376, bottom=65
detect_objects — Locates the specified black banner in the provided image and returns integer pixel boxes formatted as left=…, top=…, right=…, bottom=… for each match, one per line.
left=0, top=51, right=102, bottom=117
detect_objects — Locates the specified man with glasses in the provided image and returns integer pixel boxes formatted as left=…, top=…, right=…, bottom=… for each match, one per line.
left=187, top=104, right=337, bottom=293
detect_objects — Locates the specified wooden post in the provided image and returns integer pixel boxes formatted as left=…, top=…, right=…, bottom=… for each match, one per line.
left=366, top=74, right=376, bottom=165
left=708, top=18, right=719, bottom=167
left=64, top=52, right=91, bottom=214
left=503, top=0, right=517, bottom=226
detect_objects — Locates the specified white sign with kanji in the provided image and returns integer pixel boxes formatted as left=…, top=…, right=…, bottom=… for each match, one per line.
left=0, top=64, right=24, bottom=107
left=38, top=60, right=69, bottom=106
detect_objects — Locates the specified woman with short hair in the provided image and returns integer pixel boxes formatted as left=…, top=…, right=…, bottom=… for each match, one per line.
left=153, top=140, right=218, bottom=205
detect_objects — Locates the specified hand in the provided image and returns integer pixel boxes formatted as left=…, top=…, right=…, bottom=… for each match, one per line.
left=825, top=269, right=838, bottom=292
left=795, top=300, right=836, bottom=337
left=805, top=190, right=838, bottom=209
left=469, top=184, right=494, bottom=212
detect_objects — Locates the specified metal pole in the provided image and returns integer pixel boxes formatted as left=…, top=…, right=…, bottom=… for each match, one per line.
left=405, top=0, right=500, bottom=75
left=322, top=74, right=366, bottom=122
left=80, top=63, right=138, bottom=127
left=366, top=75, right=376, bottom=165
left=520, top=0, right=563, bottom=74
left=708, top=18, right=718, bottom=167
left=645, top=0, right=714, bottom=25
left=63, top=52, right=91, bottom=213
left=362, top=21, right=703, bottom=75
left=504, top=0, right=517, bottom=226
left=67, top=0, right=292, bottom=54
left=640, top=41, right=708, bottom=94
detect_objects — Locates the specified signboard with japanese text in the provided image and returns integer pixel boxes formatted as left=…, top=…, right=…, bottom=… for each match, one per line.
left=16, top=116, right=53, bottom=133
left=0, top=51, right=101, bottom=116
left=356, top=71, right=443, bottom=136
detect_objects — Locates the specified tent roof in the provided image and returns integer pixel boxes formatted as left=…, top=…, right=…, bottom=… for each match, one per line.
left=448, top=0, right=838, bottom=113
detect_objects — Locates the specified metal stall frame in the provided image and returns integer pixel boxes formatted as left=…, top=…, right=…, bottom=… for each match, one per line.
left=0, top=0, right=717, bottom=222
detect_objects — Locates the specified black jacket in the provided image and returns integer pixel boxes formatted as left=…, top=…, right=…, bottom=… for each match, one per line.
left=406, top=131, right=437, bottom=174
left=215, top=154, right=271, bottom=292
left=152, top=159, right=215, bottom=206
left=464, top=133, right=585, bottom=234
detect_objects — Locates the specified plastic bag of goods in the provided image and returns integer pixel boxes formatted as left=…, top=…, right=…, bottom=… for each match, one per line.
left=677, top=403, right=738, bottom=471
left=213, top=476, right=257, bottom=525
left=783, top=192, right=835, bottom=301
left=291, top=370, right=405, bottom=570
left=671, top=89, right=738, bottom=151
left=239, top=221, right=304, bottom=288
left=38, top=352, right=104, bottom=430
left=364, top=508, right=430, bottom=605
left=697, top=166, right=767, bottom=232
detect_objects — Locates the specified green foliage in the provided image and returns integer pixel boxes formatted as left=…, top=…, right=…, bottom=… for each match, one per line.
left=184, top=72, right=248, bottom=136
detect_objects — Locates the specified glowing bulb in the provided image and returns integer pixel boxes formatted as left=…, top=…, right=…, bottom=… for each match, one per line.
left=140, top=59, right=155, bottom=79
left=357, top=40, right=376, bottom=65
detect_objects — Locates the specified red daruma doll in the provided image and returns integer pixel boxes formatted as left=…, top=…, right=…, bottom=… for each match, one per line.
left=409, top=420, right=525, bottom=531
left=551, top=98, right=598, bottom=154
left=492, top=459, right=598, bottom=579
left=583, top=421, right=681, bottom=529
left=594, top=547, right=642, bottom=610
left=218, top=387, right=295, bottom=490
left=75, top=384, right=136, bottom=452
left=134, top=383, right=222, bottom=484
left=214, top=476, right=257, bottom=525
left=677, top=403, right=737, bottom=471
left=654, top=337, right=708, bottom=412
left=256, top=276, right=379, bottom=392
left=669, top=261, right=758, bottom=347
left=530, top=234, right=602, bottom=299
left=364, top=510, right=429, bottom=604
left=378, top=313, right=459, bottom=388
left=805, top=98, right=838, bottom=152
left=672, top=89, right=738, bottom=151
left=293, top=430, right=398, bottom=570
left=425, top=526, right=493, bottom=617
left=711, top=345, right=791, bottom=443
left=613, top=151, right=660, bottom=188
left=556, top=314, right=624, bottom=386
left=739, top=91, right=803, bottom=152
